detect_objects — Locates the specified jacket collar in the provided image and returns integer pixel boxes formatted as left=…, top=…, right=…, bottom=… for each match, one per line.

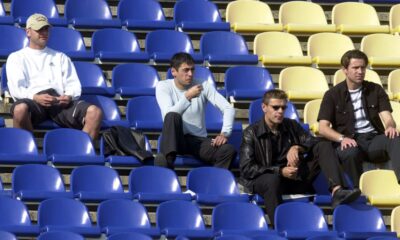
left=255, top=118, right=288, bottom=138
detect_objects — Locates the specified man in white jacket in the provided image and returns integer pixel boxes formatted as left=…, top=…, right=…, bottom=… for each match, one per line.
left=6, top=13, right=102, bottom=139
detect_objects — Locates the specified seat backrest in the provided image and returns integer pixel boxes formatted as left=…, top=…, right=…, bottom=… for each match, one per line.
left=226, top=0, right=275, bottom=25
left=146, top=30, right=195, bottom=55
left=0, top=231, right=16, bottom=240
left=11, top=0, right=60, bottom=18
left=279, top=66, right=328, bottom=93
left=308, top=32, right=355, bottom=59
left=126, top=96, right=162, bottom=123
left=112, top=63, right=159, bottom=89
left=92, top=28, right=141, bottom=54
left=388, top=69, right=400, bottom=94
left=333, top=68, right=382, bottom=86
left=118, top=0, right=166, bottom=21
left=187, top=167, right=240, bottom=195
left=71, top=165, right=124, bottom=193
left=73, top=61, right=107, bottom=88
left=200, top=31, right=249, bottom=55
left=0, top=197, right=33, bottom=226
left=97, top=199, right=152, bottom=229
left=254, top=31, right=303, bottom=57
left=391, top=205, right=400, bottom=236
left=225, top=66, right=274, bottom=92
left=12, top=164, right=66, bottom=193
left=360, top=33, right=400, bottom=58
left=174, top=0, right=222, bottom=23
left=108, top=232, right=152, bottom=240
left=38, top=231, right=84, bottom=240
left=43, top=128, right=96, bottom=156
left=303, top=99, right=322, bottom=128
left=212, top=202, right=269, bottom=231
left=279, top=1, right=328, bottom=25
left=249, top=99, right=300, bottom=124
left=129, top=166, right=183, bottom=194
left=65, top=0, right=113, bottom=20
left=390, top=4, right=400, bottom=31
left=79, top=95, right=122, bottom=122
left=166, top=65, right=216, bottom=87
left=38, top=198, right=93, bottom=227
left=275, top=202, right=329, bottom=232
left=0, top=128, right=39, bottom=154
left=332, top=2, right=381, bottom=26
left=360, top=169, right=400, bottom=196
left=0, top=25, right=28, bottom=51
left=47, top=27, right=87, bottom=53
left=156, top=200, right=206, bottom=230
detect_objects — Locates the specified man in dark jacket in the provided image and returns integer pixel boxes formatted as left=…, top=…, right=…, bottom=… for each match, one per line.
left=240, top=89, right=360, bottom=224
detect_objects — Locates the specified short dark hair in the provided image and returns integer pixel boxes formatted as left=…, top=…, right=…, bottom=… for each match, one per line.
left=263, top=89, right=288, bottom=104
left=340, top=50, right=368, bottom=69
left=170, top=52, right=195, bottom=70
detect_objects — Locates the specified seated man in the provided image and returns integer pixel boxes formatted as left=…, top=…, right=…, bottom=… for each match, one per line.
left=6, top=13, right=102, bottom=139
left=240, top=89, right=360, bottom=224
left=155, top=52, right=236, bottom=169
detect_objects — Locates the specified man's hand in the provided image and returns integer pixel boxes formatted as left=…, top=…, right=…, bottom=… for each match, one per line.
left=385, top=126, right=399, bottom=139
left=211, top=134, right=228, bottom=147
left=286, top=145, right=301, bottom=167
left=281, top=166, right=298, bottom=180
left=56, top=95, right=72, bottom=108
left=185, top=84, right=203, bottom=101
left=33, top=94, right=57, bottom=107
left=341, top=137, right=358, bottom=150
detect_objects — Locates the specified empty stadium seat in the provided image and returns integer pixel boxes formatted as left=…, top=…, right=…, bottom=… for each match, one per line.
left=0, top=25, right=28, bottom=59
left=200, top=31, right=258, bottom=66
left=129, top=166, right=192, bottom=203
left=126, top=96, right=163, bottom=132
left=12, top=164, right=72, bottom=201
left=360, top=34, right=400, bottom=68
left=279, top=1, right=335, bottom=33
left=43, top=128, right=105, bottom=165
left=0, top=231, right=16, bottom=240
left=226, top=0, right=282, bottom=33
left=156, top=200, right=214, bottom=238
left=303, top=99, right=322, bottom=135
left=73, top=62, right=114, bottom=96
left=47, top=27, right=94, bottom=61
left=332, top=2, right=390, bottom=34
left=254, top=31, right=312, bottom=66
left=117, top=0, right=174, bottom=30
left=71, top=165, right=131, bottom=202
left=38, top=198, right=101, bottom=237
left=107, top=232, right=152, bottom=240
left=391, top=206, right=400, bottom=238
left=38, top=231, right=84, bottom=240
left=174, top=0, right=230, bottom=32
left=249, top=99, right=301, bottom=125
left=0, top=0, right=14, bottom=25
left=91, top=29, right=149, bottom=63
left=390, top=4, right=400, bottom=34
left=307, top=33, right=355, bottom=68
left=388, top=69, right=400, bottom=101
left=11, top=0, right=67, bottom=26
left=112, top=63, right=158, bottom=97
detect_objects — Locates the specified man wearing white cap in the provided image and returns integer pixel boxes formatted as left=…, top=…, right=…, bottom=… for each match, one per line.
left=6, top=13, right=102, bottom=139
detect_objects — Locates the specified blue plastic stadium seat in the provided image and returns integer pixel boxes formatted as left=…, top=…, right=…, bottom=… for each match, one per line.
left=47, top=27, right=94, bottom=61
left=38, top=231, right=84, bottom=240
left=200, top=31, right=258, bottom=65
left=43, top=128, right=105, bottom=165
left=108, top=232, right=153, bottom=240
left=64, top=0, right=121, bottom=29
left=0, top=128, right=47, bottom=164
left=0, top=0, right=13, bottom=25
left=12, top=164, right=72, bottom=201
left=112, top=63, right=159, bottom=98
left=173, top=0, right=230, bottom=32
left=74, top=62, right=114, bottom=97
left=129, top=166, right=192, bottom=203
left=118, top=0, right=174, bottom=30
left=205, top=102, right=242, bottom=133
left=97, top=199, right=161, bottom=237
left=126, top=96, right=163, bottom=132
left=145, top=30, right=203, bottom=63
left=157, top=200, right=214, bottom=238
left=11, top=0, right=67, bottom=26
left=0, top=25, right=28, bottom=59
left=91, top=29, right=149, bottom=63
left=0, top=231, right=17, bottom=240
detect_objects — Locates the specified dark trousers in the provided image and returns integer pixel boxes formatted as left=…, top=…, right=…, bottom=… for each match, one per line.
left=160, top=112, right=236, bottom=169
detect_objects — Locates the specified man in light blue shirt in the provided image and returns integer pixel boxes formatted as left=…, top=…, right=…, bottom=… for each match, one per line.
left=156, top=52, right=236, bottom=169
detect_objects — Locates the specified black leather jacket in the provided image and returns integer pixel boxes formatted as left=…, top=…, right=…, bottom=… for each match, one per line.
left=239, top=118, right=318, bottom=192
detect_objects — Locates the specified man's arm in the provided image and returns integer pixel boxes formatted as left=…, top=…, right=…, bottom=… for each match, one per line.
left=320, top=119, right=357, bottom=149
left=6, top=54, right=31, bottom=100
left=380, top=111, right=399, bottom=138
left=155, top=81, right=193, bottom=119
left=61, top=55, right=81, bottom=100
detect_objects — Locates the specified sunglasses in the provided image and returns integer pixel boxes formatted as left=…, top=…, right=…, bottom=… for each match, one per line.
left=270, top=105, right=287, bottom=111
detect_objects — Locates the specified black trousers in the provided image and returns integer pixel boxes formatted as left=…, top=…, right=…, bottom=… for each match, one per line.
left=159, top=112, right=237, bottom=169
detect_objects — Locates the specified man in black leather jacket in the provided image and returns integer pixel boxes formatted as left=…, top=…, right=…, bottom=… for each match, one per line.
left=240, top=89, right=360, bottom=224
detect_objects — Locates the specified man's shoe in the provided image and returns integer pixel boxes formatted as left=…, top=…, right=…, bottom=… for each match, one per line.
left=332, top=188, right=361, bottom=208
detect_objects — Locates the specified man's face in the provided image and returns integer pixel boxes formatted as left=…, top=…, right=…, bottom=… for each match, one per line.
left=27, top=26, right=50, bottom=49
left=262, top=98, right=287, bottom=126
left=343, top=58, right=366, bottom=87
left=172, top=63, right=195, bottom=88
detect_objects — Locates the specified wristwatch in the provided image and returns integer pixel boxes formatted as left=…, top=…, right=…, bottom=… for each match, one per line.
left=338, top=135, right=345, bottom=142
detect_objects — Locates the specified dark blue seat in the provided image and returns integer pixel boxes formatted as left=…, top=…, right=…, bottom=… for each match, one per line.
left=112, top=63, right=159, bottom=97
left=157, top=200, right=214, bottom=238
left=118, top=0, right=174, bottom=30
left=91, top=29, right=149, bottom=63
left=71, top=165, right=131, bottom=202
left=129, top=166, right=192, bottom=203
left=0, top=231, right=17, bottom=240
left=74, top=62, right=114, bottom=96
left=174, top=0, right=230, bottom=32
left=12, top=164, right=72, bottom=201
left=108, top=232, right=152, bottom=240
left=11, top=0, right=67, bottom=26
left=145, top=30, right=203, bottom=63
left=225, top=66, right=274, bottom=101
left=200, top=31, right=258, bottom=65
left=187, top=167, right=250, bottom=205
left=0, top=0, right=13, bottom=25
left=126, top=96, right=163, bottom=132
left=47, top=27, right=94, bottom=61
left=38, top=231, right=84, bottom=240
left=38, top=198, right=101, bottom=237
left=64, top=0, right=121, bottom=29
left=97, top=199, right=161, bottom=237
left=0, top=25, right=28, bottom=59
left=0, top=128, right=47, bottom=164
left=205, top=102, right=242, bottom=133
left=43, top=128, right=105, bottom=165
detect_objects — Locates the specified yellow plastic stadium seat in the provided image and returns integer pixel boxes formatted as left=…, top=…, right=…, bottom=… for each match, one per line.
left=388, top=69, right=400, bottom=100
left=360, top=169, right=400, bottom=207
left=278, top=66, right=328, bottom=101
left=390, top=4, right=400, bottom=34
left=279, top=1, right=336, bottom=34
left=254, top=32, right=312, bottom=66
left=391, top=206, right=400, bottom=237
left=360, top=34, right=400, bottom=68
left=332, top=2, right=390, bottom=34
left=303, top=99, right=322, bottom=135
left=390, top=101, right=400, bottom=131
left=307, top=33, right=355, bottom=68
left=226, top=0, right=283, bottom=33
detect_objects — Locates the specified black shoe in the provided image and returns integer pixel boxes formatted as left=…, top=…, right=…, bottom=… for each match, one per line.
left=154, top=153, right=175, bottom=170
left=332, top=188, right=361, bottom=208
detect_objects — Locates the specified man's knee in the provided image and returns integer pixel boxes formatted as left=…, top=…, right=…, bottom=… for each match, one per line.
left=255, top=173, right=281, bottom=195
left=338, top=146, right=364, bottom=162
left=85, top=105, right=102, bottom=123
left=218, top=143, right=236, bottom=158
left=164, top=112, right=182, bottom=123
left=12, top=103, right=30, bottom=119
